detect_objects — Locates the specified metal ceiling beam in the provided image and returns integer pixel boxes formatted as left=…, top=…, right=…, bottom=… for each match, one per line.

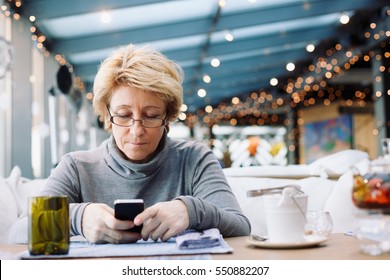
left=52, top=18, right=212, bottom=53
left=209, top=28, right=334, bottom=55
left=187, top=2, right=222, bottom=97
left=47, top=0, right=381, bottom=54
left=22, top=0, right=169, bottom=19
left=72, top=23, right=333, bottom=71
left=216, top=0, right=386, bottom=30
left=201, top=49, right=309, bottom=73
left=75, top=43, right=309, bottom=77
left=197, top=67, right=287, bottom=88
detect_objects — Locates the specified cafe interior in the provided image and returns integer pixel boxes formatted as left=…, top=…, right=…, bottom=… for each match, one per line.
left=0, top=0, right=388, bottom=179
left=1, top=0, right=390, bottom=257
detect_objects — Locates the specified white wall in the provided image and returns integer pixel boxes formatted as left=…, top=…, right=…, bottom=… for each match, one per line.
left=0, top=16, right=13, bottom=178
left=0, top=15, right=99, bottom=179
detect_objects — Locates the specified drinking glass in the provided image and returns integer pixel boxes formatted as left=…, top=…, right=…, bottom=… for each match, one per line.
left=354, top=210, right=390, bottom=256
left=28, top=196, right=70, bottom=255
left=305, top=210, right=333, bottom=238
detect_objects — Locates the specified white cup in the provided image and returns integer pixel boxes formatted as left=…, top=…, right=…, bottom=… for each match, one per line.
left=263, top=190, right=308, bottom=243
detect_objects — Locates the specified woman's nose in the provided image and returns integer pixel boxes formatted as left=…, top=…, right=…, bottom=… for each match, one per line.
left=130, top=120, right=145, bottom=136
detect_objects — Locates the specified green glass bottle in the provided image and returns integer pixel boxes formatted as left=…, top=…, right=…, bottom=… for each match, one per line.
left=28, top=196, right=70, bottom=255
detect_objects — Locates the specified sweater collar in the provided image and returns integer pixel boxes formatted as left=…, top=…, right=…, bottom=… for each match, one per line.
left=105, top=132, right=169, bottom=178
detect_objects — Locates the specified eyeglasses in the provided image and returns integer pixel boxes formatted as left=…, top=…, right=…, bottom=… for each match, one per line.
left=107, top=106, right=167, bottom=128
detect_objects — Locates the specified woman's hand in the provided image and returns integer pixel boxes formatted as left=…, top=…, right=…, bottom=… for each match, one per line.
left=82, top=203, right=142, bottom=244
left=134, top=200, right=189, bottom=241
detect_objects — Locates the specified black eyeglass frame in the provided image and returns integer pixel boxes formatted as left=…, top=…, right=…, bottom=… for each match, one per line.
left=106, top=106, right=168, bottom=128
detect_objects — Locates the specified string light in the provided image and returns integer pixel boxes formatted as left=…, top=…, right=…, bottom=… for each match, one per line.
left=286, top=62, right=295, bottom=71
left=270, top=78, right=278, bottom=86
left=178, top=112, right=187, bottom=121
left=1, top=0, right=88, bottom=101
left=224, top=31, right=234, bottom=42
left=306, top=44, right=315, bottom=52
left=100, top=10, right=111, bottom=24
left=197, top=89, right=206, bottom=98
left=191, top=20, right=386, bottom=127
left=339, top=13, right=350, bottom=24
left=210, top=58, right=220, bottom=67
left=2, top=0, right=389, bottom=131
left=203, top=74, right=211, bottom=83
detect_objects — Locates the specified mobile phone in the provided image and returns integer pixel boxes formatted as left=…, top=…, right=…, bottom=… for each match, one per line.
left=114, top=199, right=144, bottom=233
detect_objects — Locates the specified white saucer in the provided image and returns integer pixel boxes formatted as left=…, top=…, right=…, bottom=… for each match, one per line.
left=246, top=235, right=328, bottom=249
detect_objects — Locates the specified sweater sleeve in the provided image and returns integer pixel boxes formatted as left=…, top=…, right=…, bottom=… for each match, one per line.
left=176, top=143, right=251, bottom=237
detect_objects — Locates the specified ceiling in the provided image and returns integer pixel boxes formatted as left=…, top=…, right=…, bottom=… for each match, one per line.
left=11, top=0, right=390, bottom=113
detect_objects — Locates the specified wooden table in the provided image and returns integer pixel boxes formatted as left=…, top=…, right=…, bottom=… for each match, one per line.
left=0, top=233, right=388, bottom=260
left=215, top=233, right=389, bottom=260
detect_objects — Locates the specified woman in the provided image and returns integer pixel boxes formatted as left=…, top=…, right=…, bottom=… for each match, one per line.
left=14, top=44, right=251, bottom=244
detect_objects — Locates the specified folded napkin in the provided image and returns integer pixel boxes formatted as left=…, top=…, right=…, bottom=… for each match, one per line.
left=176, top=228, right=222, bottom=249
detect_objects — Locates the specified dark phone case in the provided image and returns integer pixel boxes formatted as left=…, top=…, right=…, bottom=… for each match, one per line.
left=114, top=202, right=144, bottom=233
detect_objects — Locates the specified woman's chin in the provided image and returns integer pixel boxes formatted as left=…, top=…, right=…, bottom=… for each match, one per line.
left=125, top=152, right=149, bottom=163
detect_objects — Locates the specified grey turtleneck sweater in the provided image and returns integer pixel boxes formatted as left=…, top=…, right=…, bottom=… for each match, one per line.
left=35, top=134, right=250, bottom=238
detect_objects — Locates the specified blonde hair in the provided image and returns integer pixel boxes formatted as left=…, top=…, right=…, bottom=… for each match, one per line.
left=93, top=44, right=184, bottom=131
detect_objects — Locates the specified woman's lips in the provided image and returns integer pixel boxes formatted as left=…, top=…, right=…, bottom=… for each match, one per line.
left=129, top=141, right=146, bottom=147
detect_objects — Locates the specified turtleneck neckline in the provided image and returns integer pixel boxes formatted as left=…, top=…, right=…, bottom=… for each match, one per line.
left=105, top=132, right=169, bottom=179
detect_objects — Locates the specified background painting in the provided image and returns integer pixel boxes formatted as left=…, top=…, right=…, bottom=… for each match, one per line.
left=303, top=114, right=353, bottom=163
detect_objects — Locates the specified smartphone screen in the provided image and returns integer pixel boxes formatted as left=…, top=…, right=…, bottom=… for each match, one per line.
left=114, top=199, right=144, bottom=232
